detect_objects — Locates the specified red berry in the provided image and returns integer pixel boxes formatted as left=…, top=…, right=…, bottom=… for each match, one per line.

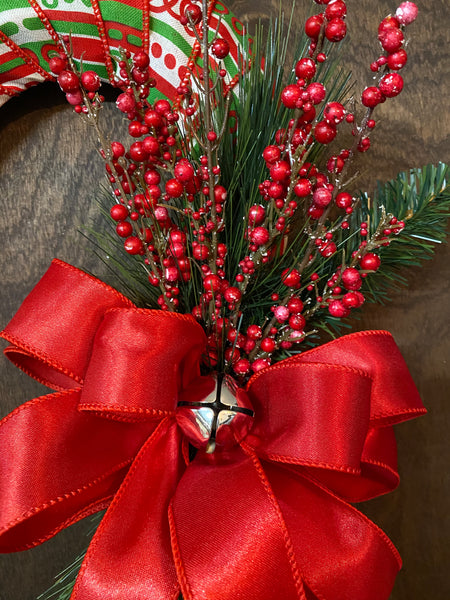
left=154, top=99, right=171, bottom=115
left=270, top=160, right=291, bottom=181
left=359, top=253, right=381, bottom=271
left=305, top=14, right=324, bottom=39
left=325, top=0, right=347, bottom=20
left=314, top=121, right=337, bottom=144
left=335, top=192, right=353, bottom=209
left=251, top=358, right=271, bottom=372
left=124, top=236, right=143, bottom=254
left=342, top=267, right=362, bottom=290
left=49, top=56, right=66, bottom=74
left=342, top=291, right=365, bottom=308
left=287, top=297, right=304, bottom=313
left=133, top=50, right=150, bottom=69
left=203, top=274, right=221, bottom=293
left=184, top=3, right=202, bottom=25
left=281, top=84, right=302, bottom=109
left=212, top=38, right=230, bottom=59
left=110, top=204, right=129, bottom=221
left=174, top=159, right=195, bottom=182
left=289, top=313, right=306, bottom=330
left=263, top=145, right=281, bottom=164
left=143, top=136, right=160, bottom=155
left=144, top=110, right=163, bottom=128
left=282, top=268, right=301, bottom=288
left=325, top=18, right=347, bottom=42
left=396, top=2, right=418, bottom=25
left=324, top=101, right=345, bottom=124
left=116, top=222, right=133, bottom=237
left=379, top=73, right=404, bottom=97
left=111, top=141, right=125, bottom=159
left=328, top=300, right=349, bottom=317
left=193, top=244, right=209, bottom=260
left=260, top=337, right=276, bottom=353
left=361, top=86, right=384, bottom=108
left=387, top=49, right=408, bottom=70
left=57, top=70, right=79, bottom=93
left=294, top=178, right=312, bottom=197
left=313, top=187, right=333, bottom=208
left=379, top=27, right=404, bottom=53
left=295, top=58, right=316, bottom=81
left=247, top=325, right=262, bottom=340
left=166, top=179, right=184, bottom=198
left=248, top=205, right=266, bottom=225
left=66, top=90, right=83, bottom=106
left=223, top=286, right=242, bottom=304
left=129, top=141, right=147, bottom=162
left=306, top=82, right=326, bottom=104
left=250, top=226, right=270, bottom=246
left=378, top=16, right=400, bottom=37
left=116, top=92, right=135, bottom=113
left=81, top=70, right=100, bottom=92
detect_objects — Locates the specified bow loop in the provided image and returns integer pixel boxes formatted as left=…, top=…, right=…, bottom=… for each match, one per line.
left=79, top=308, right=208, bottom=421
left=2, top=260, right=133, bottom=390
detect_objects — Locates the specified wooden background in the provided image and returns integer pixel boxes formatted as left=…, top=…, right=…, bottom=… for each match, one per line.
left=0, top=0, right=448, bottom=598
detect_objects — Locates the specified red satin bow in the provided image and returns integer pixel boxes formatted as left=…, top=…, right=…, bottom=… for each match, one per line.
left=0, top=259, right=426, bottom=600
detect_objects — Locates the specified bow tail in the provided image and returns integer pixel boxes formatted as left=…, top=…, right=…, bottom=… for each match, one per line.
left=169, top=445, right=307, bottom=600
left=0, top=389, right=153, bottom=552
left=71, top=418, right=184, bottom=600
left=263, top=461, right=401, bottom=600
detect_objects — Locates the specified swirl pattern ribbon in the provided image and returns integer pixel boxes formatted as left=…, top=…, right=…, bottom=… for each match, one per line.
left=0, top=259, right=426, bottom=600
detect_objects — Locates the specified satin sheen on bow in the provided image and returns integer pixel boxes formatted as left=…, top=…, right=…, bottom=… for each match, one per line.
left=0, top=260, right=426, bottom=600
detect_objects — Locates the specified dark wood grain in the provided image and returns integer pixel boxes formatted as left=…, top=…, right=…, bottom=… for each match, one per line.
left=0, top=1, right=449, bottom=598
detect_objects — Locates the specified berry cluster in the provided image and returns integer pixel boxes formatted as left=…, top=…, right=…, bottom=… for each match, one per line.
left=54, top=0, right=417, bottom=382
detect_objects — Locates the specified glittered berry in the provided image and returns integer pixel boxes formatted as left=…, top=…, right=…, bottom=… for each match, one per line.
left=335, top=192, right=353, bottom=209
left=396, top=2, right=418, bottom=25
left=314, top=121, right=337, bottom=144
left=294, top=178, right=312, bottom=197
left=250, top=226, right=270, bottom=246
left=116, top=221, right=133, bottom=238
left=295, top=57, right=316, bottom=81
left=116, top=92, right=135, bottom=113
left=324, top=102, right=345, bottom=124
left=66, top=90, right=83, bottom=106
left=282, top=268, right=301, bottom=288
left=154, top=99, right=171, bottom=115
left=166, top=179, right=184, bottom=198
left=133, top=50, right=150, bottom=69
left=184, top=3, right=202, bottom=25
left=306, top=82, right=326, bottom=104
left=342, top=291, right=365, bottom=308
left=224, top=286, right=242, bottom=304
left=124, top=236, right=143, bottom=255
left=379, top=73, right=404, bottom=97
left=49, top=56, right=66, bottom=74
left=81, top=70, right=101, bottom=92
left=379, top=27, right=404, bottom=53
left=305, top=14, right=324, bottom=39
left=248, top=205, right=266, bottom=225
left=212, top=38, right=230, bottom=59
left=287, top=297, right=304, bottom=313
left=325, top=0, right=347, bottom=20
left=325, top=18, right=347, bottom=42
left=263, top=145, right=281, bottom=164
left=289, top=313, right=306, bottom=330
left=110, top=204, right=129, bottom=221
left=342, top=267, right=362, bottom=290
left=234, top=358, right=250, bottom=375
left=361, top=86, right=384, bottom=108
left=270, top=160, right=291, bottom=181
left=313, top=187, right=333, bottom=208
left=281, top=84, right=302, bottom=108
left=57, top=70, right=79, bottom=93
left=387, top=49, right=408, bottom=70
left=252, top=358, right=271, bottom=373
left=260, top=337, right=276, bottom=353
left=203, top=274, right=221, bottom=293
left=328, top=300, right=349, bottom=317
left=174, top=159, right=195, bottom=182
left=359, top=253, right=381, bottom=271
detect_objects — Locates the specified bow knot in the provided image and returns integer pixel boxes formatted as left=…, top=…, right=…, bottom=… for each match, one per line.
left=0, top=260, right=426, bottom=600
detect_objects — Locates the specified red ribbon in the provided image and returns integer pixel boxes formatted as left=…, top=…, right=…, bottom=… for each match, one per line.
left=0, top=259, right=426, bottom=600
